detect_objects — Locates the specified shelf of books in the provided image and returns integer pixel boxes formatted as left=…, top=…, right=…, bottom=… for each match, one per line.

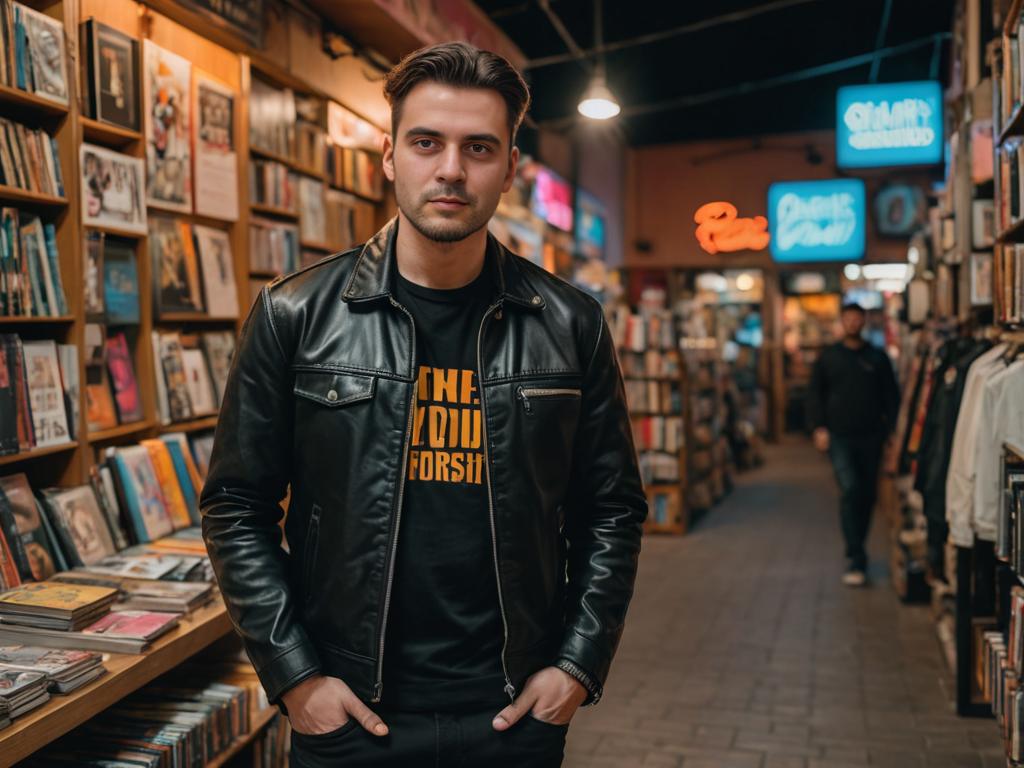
left=0, top=0, right=390, bottom=761
left=608, top=304, right=688, bottom=535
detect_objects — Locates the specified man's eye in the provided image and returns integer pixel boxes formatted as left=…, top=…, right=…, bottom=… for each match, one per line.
left=415, top=139, right=435, bottom=149
left=468, top=144, right=490, bottom=154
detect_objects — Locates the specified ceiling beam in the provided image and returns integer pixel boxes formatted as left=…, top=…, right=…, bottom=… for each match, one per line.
left=536, top=0, right=590, bottom=73
left=869, top=0, right=894, bottom=82
left=522, top=0, right=825, bottom=70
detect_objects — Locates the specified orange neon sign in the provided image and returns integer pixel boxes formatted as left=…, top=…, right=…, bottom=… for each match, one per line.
left=694, top=202, right=770, bottom=254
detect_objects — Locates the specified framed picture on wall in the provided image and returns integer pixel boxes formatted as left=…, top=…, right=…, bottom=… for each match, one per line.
left=149, top=217, right=204, bottom=316
left=192, top=70, right=238, bottom=221
left=81, top=20, right=139, bottom=130
left=143, top=40, right=192, bottom=213
left=79, top=143, right=146, bottom=235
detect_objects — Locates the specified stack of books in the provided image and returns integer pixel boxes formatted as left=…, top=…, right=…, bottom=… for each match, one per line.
left=0, top=336, right=77, bottom=456
left=0, top=645, right=105, bottom=693
left=1, top=208, right=70, bottom=318
left=0, top=118, right=65, bottom=196
left=0, top=581, right=117, bottom=630
left=0, top=1, right=70, bottom=105
left=0, top=667, right=48, bottom=718
left=50, top=572, right=213, bottom=613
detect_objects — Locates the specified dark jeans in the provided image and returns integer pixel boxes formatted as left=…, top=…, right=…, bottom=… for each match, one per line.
left=289, top=709, right=568, bottom=767
left=828, top=433, right=884, bottom=571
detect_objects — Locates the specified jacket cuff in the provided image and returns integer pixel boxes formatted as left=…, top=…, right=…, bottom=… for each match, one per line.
left=254, top=641, right=323, bottom=707
left=555, top=657, right=602, bottom=706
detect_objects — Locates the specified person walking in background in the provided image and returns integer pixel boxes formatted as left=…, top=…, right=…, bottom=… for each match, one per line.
left=808, top=301, right=899, bottom=587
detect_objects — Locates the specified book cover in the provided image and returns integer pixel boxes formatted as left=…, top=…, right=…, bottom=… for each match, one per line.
left=83, top=231, right=105, bottom=319
left=159, top=436, right=199, bottom=526
left=41, top=222, right=67, bottom=314
left=41, top=485, right=116, bottom=566
left=0, top=666, right=47, bottom=697
left=83, top=610, right=179, bottom=640
left=105, top=331, right=143, bottom=423
left=180, top=347, right=216, bottom=417
left=191, top=225, right=238, bottom=318
left=0, top=522, right=20, bottom=591
left=200, top=331, right=235, bottom=408
left=112, top=446, right=173, bottom=543
left=0, top=645, right=99, bottom=675
left=102, top=239, right=139, bottom=324
left=56, top=344, right=79, bottom=442
left=158, top=332, right=193, bottom=422
left=150, top=217, right=203, bottom=315
left=84, top=20, right=139, bottom=130
left=17, top=4, right=68, bottom=105
left=89, top=464, right=129, bottom=551
left=20, top=339, right=70, bottom=447
left=139, top=440, right=192, bottom=530
left=0, top=581, right=116, bottom=612
left=189, top=432, right=214, bottom=478
left=0, top=473, right=55, bottom=581
left=80, top=143, right=147, bottom=235
left=18, top=215, right=48, bottom=316
left=78, top=553, right=182, bottom=580
left=0, top=342, right=17, bottom=455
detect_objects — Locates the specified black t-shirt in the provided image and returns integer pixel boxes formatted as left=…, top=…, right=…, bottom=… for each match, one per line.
left=807, top=341, right=900, bottom=437
left=379, top=256, right=507, bottom=712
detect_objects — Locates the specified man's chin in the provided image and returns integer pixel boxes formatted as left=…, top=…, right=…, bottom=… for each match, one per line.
left=407, top=211, right=483, bottom=243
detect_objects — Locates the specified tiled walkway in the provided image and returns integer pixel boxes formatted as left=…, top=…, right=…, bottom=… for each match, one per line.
left=564, top=439, right=1004, bottom=768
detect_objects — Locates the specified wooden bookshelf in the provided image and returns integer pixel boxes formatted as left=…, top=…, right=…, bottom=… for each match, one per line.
left=249, top=269, right=281, bottom=279
left=80, top=116, right=143, bottom=147
left=0, top=315, right=75, bottom=324
left=156, top=312, right=239, bottom=323
left=249, top=202, right=299, bottom=220
left=328, top=183, right=384, bottom=205
left=84, top=223, right=146, bottom=240
left=300, top=240, right=337, bottom=253
left=206, top=706, right=279, bottom=768
left=249, top=144, right=297, bottom=167
left=997, top=217, right=1024, bottom=243
left=0, top=441, right=78, bottom=468
left=293, top=163, right=327, bottom=181
left=160, top=415, right=219, bottom=434
left=87, top=420, right=158, bottom=443
left=0, top=599, right=233, bottom=765
left=0, top=83, right=69, bottom=117
left=0, top=185, right=68, bottom=208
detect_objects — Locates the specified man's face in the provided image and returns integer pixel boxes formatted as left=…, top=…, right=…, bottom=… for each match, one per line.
left=383, top=82, right=519, bottom=243
left=840, top=308, right=866, bottom=338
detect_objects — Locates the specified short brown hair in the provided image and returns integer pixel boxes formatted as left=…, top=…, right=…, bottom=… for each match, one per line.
left=383, top=42, right=531, bottom=147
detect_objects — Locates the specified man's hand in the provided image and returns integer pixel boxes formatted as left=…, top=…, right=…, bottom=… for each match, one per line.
left=492, top=667, right=588, bottom=730
left=282, top=674, right=389, bottom=737
left=813, top=427, right=830, bottom=453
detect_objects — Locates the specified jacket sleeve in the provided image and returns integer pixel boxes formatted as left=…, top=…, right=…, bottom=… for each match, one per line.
left=200, top=286, right=321, bottom=705
left=806, top=350, right=826, bottom=432
left=557, top=302, right=647, bottom=705
left=880, top=350, right=900, bottom=435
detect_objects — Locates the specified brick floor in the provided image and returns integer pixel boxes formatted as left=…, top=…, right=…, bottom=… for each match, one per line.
left=564, top=439, right=1005, bottom=768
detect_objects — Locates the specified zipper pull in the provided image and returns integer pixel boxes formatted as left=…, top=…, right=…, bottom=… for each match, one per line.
left=504, top=682, right=516, bottom=700
left=371, top=681, right=383, bottom=703
left=516, top=386, right=532, bottom=414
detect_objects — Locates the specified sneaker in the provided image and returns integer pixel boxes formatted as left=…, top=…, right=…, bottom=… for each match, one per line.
left=842, top=570, right=867, bottom=587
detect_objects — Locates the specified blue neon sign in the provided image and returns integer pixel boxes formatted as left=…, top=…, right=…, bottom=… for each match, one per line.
left=768, top=179, right=866, bottom=262
left=836, top=81, right=943, bottom=168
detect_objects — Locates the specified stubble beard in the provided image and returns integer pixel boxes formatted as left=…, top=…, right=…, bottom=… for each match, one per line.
left=396, top=183, right=492, bottom=244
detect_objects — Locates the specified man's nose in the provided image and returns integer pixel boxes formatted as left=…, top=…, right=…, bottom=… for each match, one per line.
left=436, top=146, right=466, bottom=184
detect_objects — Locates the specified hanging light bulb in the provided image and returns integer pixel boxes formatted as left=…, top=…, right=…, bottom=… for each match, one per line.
left=578, top=0, right=620, bottom=120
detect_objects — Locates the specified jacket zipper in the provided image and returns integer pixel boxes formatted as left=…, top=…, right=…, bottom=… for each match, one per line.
left=303, top=504, right=322, bottom=603
left=478, top=301, right=516, bottom=702
left=516, top=387, right=582, bottom=414
left=372, top=296, right=418, bottom=703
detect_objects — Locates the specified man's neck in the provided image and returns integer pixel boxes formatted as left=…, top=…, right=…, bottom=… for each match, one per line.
left=394, top=211, right=488, bottom=289
left=842, top=335, right=865, bottom=350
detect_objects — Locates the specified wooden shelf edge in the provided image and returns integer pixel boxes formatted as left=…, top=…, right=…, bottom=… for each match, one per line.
left=87, top=420, right=157, bottom=444
left=0, top=441, right=78, bottom=467
left=159, top=415, right=218, bottom=434
left=249, top=270, right=282, bottom=279
left=0, top=83, right=69, bottom=116
left=157, top=313, right=239, bottom=323
left=249, top=203, right=299, bottom=220
left=0, top=185, right=67, bottom=207
left=0, top=315, right=75, bottom=324
left=80, top=117, right=143, bottom=146
left=249, top=145, right=297, bottom=166
left=85, top=224, right=146, bottom=240
left=0, top=601, right=232, bottom=765
left=206, top=707, right=279, bottom=768
left=327, top=183, right=384, bottom=205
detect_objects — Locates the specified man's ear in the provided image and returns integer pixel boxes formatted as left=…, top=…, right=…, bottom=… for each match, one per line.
left=382, top=133, right=396, bottom=182
left=502, top=146, right=519, bottom=193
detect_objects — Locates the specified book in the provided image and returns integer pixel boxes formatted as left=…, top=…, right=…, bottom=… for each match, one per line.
left=81, top=19, right=139, bottom=131
left=189, top=432, right=214, bottom=478
left=0, top=341, right=18, bottom=455
left=56, top=344, right=78, bottom=442
left=13, top=3, right=68, bottom=105
left=0, top=645, right=103, bottom=691
left=0, top=118, right=63, bottom=195
left=0, top=473, right=56, bottom=581
left=298, top=176, right=326, bottom=244
left=199, top=331, right=234, bottom=408
left=39, top=485, right=117, bottom=566
left=140, top=439, right=191, bottom=530
left=180, top=346, right=216, bottom=417
left=159, top=435, right=199, bottom=526
left=0, top=581, right=117, bottom=629
left=191, top=225, right=238, bottom=319
left=111, top=446, right=173, bottom=543
left=83, top=231, right=104, bottom=319
left=83, top=609, right=179, bottom=643
left=150, top=217, right=203, bottom=315
left=0, top=665, right=49, bottom=717
left=249, top=216, right=298, bottom=275
left=89, top=464, right=130, bottom=551
left=102, top=238, right=140, bottom=324
left=20, top=339, right=70, bottom=447
left=249, top=75, right=295, bottom=158
left=157, top=332, right=193, bottom=422
left=0, top=610, right=177, bottom=654
left=72, top=552, right=184, bottom=580
left=50, top=571, right=213, bottom=613
left=105, top=330, right=143, bottom=423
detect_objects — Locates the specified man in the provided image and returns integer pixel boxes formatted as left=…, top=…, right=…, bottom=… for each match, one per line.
left=808, top=301, right=899, bottom=587
left=200, top=42, right=647, bottom=767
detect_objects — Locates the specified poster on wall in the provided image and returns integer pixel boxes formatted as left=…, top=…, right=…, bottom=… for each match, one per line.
left=82, top=20, right=139, bottom=130
left=192, top=71, right=238, bottom=221
left=143, top=40, right=192, bottom=213
left=767, top=178, right=866, bottom=263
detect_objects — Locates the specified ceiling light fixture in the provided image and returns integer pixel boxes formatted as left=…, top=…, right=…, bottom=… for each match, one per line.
left=578, top=0, right=620, bottom=120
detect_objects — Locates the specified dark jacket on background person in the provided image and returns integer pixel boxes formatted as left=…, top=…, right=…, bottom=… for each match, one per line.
left=807, top=341, right=900, bottom=437
left=199, top=219, right=647, bottom=711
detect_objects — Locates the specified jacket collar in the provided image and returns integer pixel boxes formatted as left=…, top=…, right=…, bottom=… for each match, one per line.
left=341, top=217, right=547, bottom=311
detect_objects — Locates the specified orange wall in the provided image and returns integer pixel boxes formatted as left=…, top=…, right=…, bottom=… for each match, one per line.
left=625, top=129, right=936, bottom=270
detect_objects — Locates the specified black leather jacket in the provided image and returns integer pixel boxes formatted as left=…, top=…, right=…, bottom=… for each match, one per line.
left=200, top=219, right=647, bottom=709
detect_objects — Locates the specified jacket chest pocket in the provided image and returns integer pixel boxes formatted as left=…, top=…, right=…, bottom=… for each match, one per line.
left=293, top=370, right=376, bottom=407
left=516, top=386, right=582, bottom=415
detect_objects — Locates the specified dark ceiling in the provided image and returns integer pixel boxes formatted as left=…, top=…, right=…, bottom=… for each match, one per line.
left=476, top=0, right=959, bottom=147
